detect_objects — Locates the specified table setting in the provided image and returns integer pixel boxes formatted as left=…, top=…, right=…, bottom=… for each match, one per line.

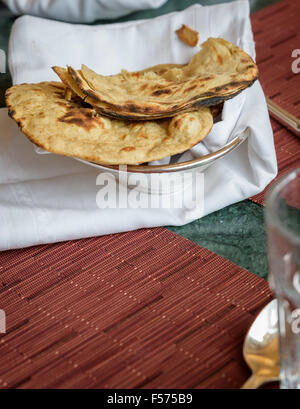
left=0, top=0, right=299, bottom=392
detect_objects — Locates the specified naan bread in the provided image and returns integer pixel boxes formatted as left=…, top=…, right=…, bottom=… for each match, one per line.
left=66, top=38, right=258, bottom=119
left=53, top=65, right=196, bottom=121
left=6, top=82, right=213, bottom=165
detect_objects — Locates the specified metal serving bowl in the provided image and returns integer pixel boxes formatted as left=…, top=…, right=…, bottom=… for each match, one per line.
left=75, top=128, right=250, bottom=194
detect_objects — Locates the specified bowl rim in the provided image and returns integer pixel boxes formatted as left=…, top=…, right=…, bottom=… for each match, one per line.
left=75, top=128, right=250, bottom=174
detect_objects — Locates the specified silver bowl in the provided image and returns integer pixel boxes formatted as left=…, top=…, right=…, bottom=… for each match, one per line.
left=75, top=128, right=249, bottom=194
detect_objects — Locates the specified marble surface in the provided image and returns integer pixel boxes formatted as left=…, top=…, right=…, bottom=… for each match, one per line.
left=0, top=7, right=13, bottom=106
left=93, top=0, right=280, bottom=23
left=0, top=0, right=281, bottom=278
left=169, top=201, right=268, bottom=279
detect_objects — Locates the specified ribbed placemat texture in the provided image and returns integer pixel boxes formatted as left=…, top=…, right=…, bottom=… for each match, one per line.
left=0, top=228, right=272, bottom=389
left=250, top=0, right=300, bottom=205
left=2, top=1, right=292, bottom=389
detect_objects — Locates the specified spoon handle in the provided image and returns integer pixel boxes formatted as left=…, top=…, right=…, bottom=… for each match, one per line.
left=241, top=374, right=274, bottom=389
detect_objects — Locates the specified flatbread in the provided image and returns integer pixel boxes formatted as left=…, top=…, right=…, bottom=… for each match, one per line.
left=5, top=82, right=213, bottom=165
left=66, top=37, right=258, bottom=119
left=53, top=65, right=197, bottom=121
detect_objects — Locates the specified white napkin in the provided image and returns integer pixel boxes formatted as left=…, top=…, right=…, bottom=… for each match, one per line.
left=0, top=1, right=277, bottom=250
left=2, top=0, right=168, bottom=22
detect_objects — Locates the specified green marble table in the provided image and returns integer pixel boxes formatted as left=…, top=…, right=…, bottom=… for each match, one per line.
left=0, top=0, right=280, bottom=279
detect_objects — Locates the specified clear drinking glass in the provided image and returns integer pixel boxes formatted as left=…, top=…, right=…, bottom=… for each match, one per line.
left=266, top=168, right=300, bottom=389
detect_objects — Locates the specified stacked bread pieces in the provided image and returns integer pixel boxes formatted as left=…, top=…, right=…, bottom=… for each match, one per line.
left=5, top=38, right=258, bottom=165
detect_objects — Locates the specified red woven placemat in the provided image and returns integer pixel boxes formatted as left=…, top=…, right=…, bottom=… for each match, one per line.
left=2, top=1, right=294, bottom=390
left=251, top=119, right=299, bottom=205
left=252, top=0, right=300, bottom=116
left=250, top=0, right=300, bottom=205
left=0, top=228, right=272, bottom=389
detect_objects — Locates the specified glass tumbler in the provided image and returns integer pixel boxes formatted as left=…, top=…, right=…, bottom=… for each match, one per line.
left=266, top=168, right=300, bottom=389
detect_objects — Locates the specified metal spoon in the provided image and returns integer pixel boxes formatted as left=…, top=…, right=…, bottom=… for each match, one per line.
left=241, top=299, right=280, bottom=389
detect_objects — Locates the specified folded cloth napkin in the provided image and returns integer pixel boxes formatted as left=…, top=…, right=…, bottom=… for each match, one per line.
left=2, top=0, right=168, bottom=22
left=0, top=1, right=277, bottom=250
